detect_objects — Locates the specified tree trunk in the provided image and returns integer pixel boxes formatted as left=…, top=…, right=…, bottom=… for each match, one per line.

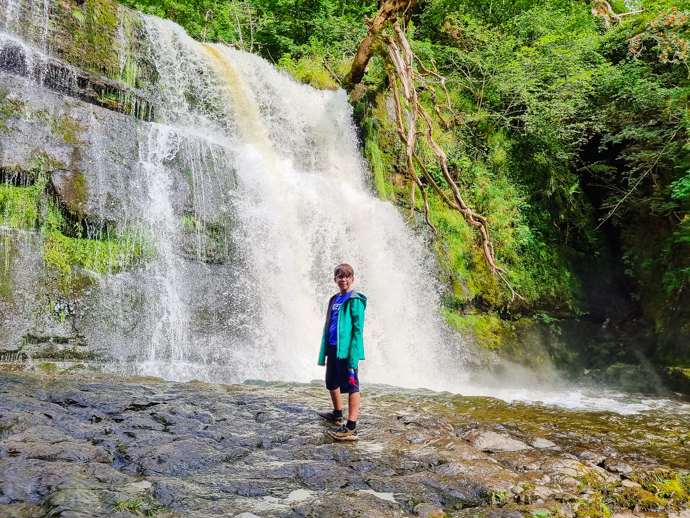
left=342, top=0, right=416, bottom=91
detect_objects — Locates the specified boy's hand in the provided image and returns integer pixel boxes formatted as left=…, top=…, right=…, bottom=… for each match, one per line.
left=348, top=368, right=356, bottom=385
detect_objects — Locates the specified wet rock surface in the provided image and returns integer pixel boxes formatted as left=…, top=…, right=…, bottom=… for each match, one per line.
left=0, top=371, right=689, bottom=518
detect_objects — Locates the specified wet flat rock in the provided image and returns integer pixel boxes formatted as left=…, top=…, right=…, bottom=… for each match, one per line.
left=0, top=372, right=688, bottom=518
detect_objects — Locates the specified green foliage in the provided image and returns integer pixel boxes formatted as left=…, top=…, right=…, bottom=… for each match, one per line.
left=671, top=172, right=690, bottom=200
left=277, top=52, right=339, bottom=90
left=41, top=199, right=153, bottom=286
left=0, top=181, right=42, bottom=230
left=117, top=0, right=376, bottom=60
left=42, top=226, right=152, bottom=282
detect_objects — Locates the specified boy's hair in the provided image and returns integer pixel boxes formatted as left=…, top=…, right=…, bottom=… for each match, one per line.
left=334, top=264, right=354, bottom=278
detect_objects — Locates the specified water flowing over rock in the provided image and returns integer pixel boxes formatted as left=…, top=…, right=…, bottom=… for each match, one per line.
left=0, top=0, right=466, bottom=389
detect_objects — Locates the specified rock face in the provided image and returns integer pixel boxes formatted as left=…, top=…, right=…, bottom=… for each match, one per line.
left=0, top=0, right=245, bottom=370
left=0, top=371, right=689, bottom=518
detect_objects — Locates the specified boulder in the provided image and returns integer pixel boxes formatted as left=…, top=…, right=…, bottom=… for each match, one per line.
left=50, top=170, right=88, bottom=217
left=462, top=430, right=531, bottom=453
left=414, top=502, right=445, bottom=518
left=529, top=438, right=559, bottom=449
left=43, top=489, right=101, bottom=516
left=601, top=458, right=633, bottom=476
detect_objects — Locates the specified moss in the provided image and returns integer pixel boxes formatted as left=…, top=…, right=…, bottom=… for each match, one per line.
left=574, top=497, right=612, bottom=518
left=572, top=468, right=690, bottom=518
left=0, top=180, right=42, bottom=230
left=0, top=234, right=15, bottom=301
left=57, top=0, right=122, bottom=76
left=46, top=0, right=152, bottom=93
left=38, top=362, right=58, bottom=373
left=363, top=104, right=397, bottom=200
left=1, top=167, right=154, bottom=291
left=628, top=470, right=690, bottom=509
left=442, top=310, right=516, bottom=353
left=51, top=115, right=85, bottom=146
left=42, top=226, right=155, bottom=288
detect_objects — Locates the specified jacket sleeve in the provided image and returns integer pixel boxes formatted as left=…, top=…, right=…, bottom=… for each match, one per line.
left=318, top=296, right=334, bottom=366
left=347, top=298, right=365, bottom=369
left=318, top=327, right=327, bottom=366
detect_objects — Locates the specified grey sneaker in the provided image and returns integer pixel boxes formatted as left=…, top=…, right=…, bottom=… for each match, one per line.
left=318, top=411, right=344, bottom=425
left=327, top=426, right=358, bottom=441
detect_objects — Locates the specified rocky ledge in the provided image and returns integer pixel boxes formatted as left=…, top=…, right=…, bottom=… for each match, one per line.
left=0, top=371, right=689, bottom=518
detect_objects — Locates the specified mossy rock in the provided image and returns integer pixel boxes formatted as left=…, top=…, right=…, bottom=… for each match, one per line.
left=1, top=0, right=154, bottom=118
left=658, top=366, right=690, bottom=395
left=0, top=233, right=17, bottom=301
left=50, top=169, right=88, bottom=217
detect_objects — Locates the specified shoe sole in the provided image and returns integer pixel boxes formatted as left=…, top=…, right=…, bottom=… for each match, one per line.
left=326, top=432, right=358, bottom=441
left=318, top=415, right=344, bottom=425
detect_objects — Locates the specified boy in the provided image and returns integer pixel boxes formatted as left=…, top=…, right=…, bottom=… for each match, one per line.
left=317, top=263, right=367, bottom=441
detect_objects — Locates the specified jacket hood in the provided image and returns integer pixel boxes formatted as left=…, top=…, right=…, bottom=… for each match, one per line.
left=344, top=290, right=366, bottom=309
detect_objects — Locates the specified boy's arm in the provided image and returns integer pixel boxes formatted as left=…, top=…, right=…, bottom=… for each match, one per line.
left=347, top=299, right=365, bottom=370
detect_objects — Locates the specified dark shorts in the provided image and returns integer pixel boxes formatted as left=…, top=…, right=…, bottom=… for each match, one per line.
left=325, top=344, right=360, bottom=393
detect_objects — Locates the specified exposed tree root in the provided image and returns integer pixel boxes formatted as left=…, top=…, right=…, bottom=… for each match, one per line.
left=340, top=0, right=648, bottom=302
left=583, top=0, right=644, bottom=28
left=381, top=22, right=523, bottom=301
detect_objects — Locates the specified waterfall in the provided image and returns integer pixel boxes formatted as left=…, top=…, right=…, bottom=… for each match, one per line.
left=0, top=3, right=468, bottom=392
left=124, top=17, right=468, bottom=390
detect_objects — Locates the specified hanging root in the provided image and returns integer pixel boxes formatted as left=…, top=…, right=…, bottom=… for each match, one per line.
left=382, top=21, right=523, bottom=301
left=583, top=0, right=646, bottom=28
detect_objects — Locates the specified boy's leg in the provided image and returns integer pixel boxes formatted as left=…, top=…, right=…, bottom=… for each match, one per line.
left=329, top=388, right=342, bottom=411
left=327, top=388, right=359, bottom=441
left=347, top=391, right=360, bottom=422
left=320, top=345, right=344, bottom=423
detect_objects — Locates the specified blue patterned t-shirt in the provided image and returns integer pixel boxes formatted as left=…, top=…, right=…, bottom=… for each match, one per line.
left=328, top=291, right=353, bottom=345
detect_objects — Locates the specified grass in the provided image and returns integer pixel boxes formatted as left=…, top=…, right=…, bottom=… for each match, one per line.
left=112, top=497, right=170, bottom=516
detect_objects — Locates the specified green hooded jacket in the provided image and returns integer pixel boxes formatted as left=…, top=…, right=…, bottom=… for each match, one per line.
left=317, top=290, right=367, bottom=370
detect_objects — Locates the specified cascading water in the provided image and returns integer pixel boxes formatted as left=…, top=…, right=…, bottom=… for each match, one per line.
left=123, top=16, right=465, bottom=390
left=138, top=125, right=189, bottom=369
